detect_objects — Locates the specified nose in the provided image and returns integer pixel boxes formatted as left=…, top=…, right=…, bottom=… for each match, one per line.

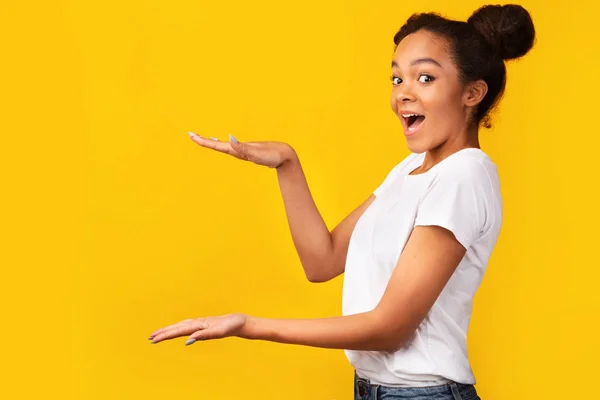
left=395, top=83, right=416, bottom=103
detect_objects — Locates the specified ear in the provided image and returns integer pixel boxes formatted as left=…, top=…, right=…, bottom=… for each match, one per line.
left=463, top=79, right=488, bottom=107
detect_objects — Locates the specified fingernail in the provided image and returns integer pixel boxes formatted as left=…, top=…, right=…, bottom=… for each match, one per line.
left=209, top=137, right=218, bottom=141
left=185, top=338, right=196, bottom=346
left=148, top=336, right=153, bottom=340
left=229, top=134, right=238, bottom=144
left=188, top=132, right=200, bottom=138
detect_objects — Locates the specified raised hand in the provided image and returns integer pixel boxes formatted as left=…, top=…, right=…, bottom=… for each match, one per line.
left=149, top=313, right=248, bottom=345
left=187, top=132, right=295, bottom=169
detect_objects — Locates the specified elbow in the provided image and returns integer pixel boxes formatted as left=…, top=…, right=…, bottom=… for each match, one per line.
left=359, top=332, right=404, bottom=352
left=367, top=311, right=409, bottom=353
left=370, top=330, right=404, bottom=352
left=302, top=252, right=341, bottom=283
left=379, top=327, right=413, bottom=353
left=305, top=271, right=328, bottom=283
left=381, top=339, right=404, bottom=353
left=303, top=261, right=335, bottom=283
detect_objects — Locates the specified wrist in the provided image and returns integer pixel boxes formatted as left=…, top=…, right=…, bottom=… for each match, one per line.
left=277, top=144, right=298, bottom=170
left=239, top=315, right=259, bottom=340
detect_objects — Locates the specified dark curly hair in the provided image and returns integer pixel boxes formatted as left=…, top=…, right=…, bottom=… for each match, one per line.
left=393, top=4, right=536, bottom=128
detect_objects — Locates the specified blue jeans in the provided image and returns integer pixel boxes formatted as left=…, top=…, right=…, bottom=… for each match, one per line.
left=354, top=372, right=481, bottom=400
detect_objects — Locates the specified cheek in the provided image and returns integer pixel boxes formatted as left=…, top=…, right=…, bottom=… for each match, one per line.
left=423, top=88, right=462, bottom=121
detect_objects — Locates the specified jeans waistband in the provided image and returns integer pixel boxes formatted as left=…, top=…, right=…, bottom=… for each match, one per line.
left=354, top=372, right=480, bottom=400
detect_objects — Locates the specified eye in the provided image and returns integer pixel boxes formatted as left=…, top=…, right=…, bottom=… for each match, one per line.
left=418, top=74, right=435, bottom=83
left=390, top=76, right=403, bottom=85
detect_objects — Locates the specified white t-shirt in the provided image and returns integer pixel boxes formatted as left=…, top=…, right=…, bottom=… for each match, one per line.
left=342, top=148, right=502, bottom=387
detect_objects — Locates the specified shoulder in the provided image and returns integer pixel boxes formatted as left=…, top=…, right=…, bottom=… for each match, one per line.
left=415, top=149, right=501, bottom=248
left=433, top=149, right=499, bottom=188
left=420, top=148, right=502, bottom=221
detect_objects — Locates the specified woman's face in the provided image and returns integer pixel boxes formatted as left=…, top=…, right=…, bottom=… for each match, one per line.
left=390, top=30, right=472, bottom=154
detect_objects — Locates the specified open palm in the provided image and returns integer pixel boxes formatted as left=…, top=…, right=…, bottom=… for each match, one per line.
left=149, top=313, right=247, bottom=345
left=188, top=132, right=293, bottom=168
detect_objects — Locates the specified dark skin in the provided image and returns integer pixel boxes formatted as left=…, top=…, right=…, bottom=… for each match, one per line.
left=390, top=30, right=487, bottom=173
left=149, top=30, right=489, bottom=350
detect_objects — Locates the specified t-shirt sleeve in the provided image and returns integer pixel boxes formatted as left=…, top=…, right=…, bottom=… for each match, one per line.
left=414, top=166, right=492, bottom=250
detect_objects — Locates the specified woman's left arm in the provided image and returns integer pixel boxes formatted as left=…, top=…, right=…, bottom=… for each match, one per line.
left=149, top=225, right=466, bottom=351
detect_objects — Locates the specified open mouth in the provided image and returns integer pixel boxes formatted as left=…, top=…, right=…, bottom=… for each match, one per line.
left=402, top=113, right=425, bottom=134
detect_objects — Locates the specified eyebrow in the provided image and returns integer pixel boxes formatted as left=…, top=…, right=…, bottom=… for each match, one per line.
left=392, top=58, right=443, bottom=68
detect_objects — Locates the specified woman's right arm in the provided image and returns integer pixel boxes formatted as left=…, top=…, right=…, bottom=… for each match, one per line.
left=277, top=150, right=375, bottom=283
left=186, top=133, right=375, bottom=283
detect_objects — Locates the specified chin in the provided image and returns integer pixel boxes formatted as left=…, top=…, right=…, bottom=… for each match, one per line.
left=404, top=137, right=428, bottom=154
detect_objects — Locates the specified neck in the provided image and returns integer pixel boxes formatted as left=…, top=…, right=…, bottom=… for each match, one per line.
left=420, top=126, right=480, bottom=171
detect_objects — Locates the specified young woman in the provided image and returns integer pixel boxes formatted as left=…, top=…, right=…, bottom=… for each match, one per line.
left=149, top=4, right=535, bottom=399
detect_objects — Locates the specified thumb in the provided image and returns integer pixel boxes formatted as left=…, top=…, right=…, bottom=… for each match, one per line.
left=229, top=134, right=253, bottom=162
left=228, top=134, right=239, bottom=145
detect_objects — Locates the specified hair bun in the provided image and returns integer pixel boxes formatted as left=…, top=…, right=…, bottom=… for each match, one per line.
left=467, top=4, right=535, bottom=60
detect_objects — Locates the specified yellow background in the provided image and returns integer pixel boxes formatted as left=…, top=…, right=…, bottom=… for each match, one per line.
left=1, top=0, right=597, bottom=398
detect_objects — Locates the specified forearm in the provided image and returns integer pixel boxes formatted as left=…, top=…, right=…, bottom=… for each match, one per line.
left=239, top=312, right=401, bottom=352
left=276, top=152, right=335, bottom=280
